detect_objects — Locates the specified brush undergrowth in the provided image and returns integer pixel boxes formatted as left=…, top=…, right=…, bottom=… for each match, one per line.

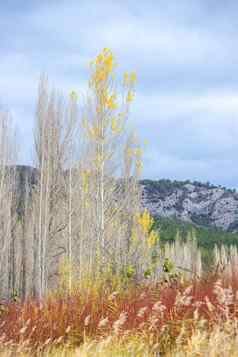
left=1, top=272, right=238, bottom=356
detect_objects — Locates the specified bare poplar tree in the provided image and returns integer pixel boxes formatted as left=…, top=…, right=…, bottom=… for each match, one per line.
left=0, top=110, right=17, bottom=299
left=33, top=76, right=77, bottom=298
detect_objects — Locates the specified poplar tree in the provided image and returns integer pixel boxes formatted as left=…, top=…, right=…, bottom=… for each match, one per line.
left=76, top=48, right=159, bottom=280
left=0, top=111, right=17, bottom=298
left=33, top=77, right=77, bottom=297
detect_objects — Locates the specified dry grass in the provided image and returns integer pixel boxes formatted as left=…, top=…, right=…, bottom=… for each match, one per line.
left=1, top=270, right=238, bottom=356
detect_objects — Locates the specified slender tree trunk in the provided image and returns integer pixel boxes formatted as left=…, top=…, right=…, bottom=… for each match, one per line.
left=68, top=164, right=72, bottom=293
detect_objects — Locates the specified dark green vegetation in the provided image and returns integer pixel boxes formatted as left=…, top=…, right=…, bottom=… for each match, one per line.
left=154, top=216, right=238, bottom=249
left=140, top=178, right=237, bottom=195
left=154, top=216, right=238, bottom=270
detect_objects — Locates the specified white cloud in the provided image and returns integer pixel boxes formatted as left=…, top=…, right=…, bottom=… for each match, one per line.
left=133, top=91, right=238, bottom=120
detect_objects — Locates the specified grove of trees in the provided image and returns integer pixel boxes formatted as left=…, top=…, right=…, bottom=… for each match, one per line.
left=0, top=49, right=160, bottom=300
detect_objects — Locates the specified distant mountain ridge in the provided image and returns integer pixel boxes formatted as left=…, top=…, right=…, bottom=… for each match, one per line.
left=9, top=166, right=238, bottom=233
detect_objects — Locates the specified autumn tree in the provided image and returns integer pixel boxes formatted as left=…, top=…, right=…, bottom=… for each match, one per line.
left=72, top=48, right=159, bottom=281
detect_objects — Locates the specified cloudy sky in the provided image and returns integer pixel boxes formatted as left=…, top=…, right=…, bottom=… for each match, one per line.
left=1, top=0, right=238, bottom=188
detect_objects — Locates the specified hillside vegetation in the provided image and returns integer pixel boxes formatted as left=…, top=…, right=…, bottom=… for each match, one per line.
left=154, top=216, right=238, bottom=249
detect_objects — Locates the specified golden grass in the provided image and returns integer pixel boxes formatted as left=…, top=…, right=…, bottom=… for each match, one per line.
left=2, top=322, right=238, bottom=357
left=0, top=335, right=157, bottom=357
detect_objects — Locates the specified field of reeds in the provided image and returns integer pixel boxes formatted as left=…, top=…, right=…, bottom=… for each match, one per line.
left=1, top=254, right=238, bottom=357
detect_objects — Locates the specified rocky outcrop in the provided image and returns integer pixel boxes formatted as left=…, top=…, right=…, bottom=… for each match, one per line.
left=141, top=179, right=238, bottom=232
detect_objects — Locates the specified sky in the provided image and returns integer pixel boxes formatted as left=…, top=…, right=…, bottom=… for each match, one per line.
left=1, top=0, right=238, bottom=188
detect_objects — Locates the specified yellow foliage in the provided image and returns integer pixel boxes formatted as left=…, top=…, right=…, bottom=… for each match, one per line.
left=134, top=148, right=142, bottom=157
left=124, top=71, right=137, bottom=87
left=126, top=147, right=142, bottom=158
left=95, top=53, right=104, bottom=65
left=137, top=209, right=154, bottom=234
left=104, top=53, right=114, bottom=72
left=130, top=72, right=137, bottom=84
left=126, top=147, right=133, bottom=157
left=96, top=69, right=107, bottom=82
left=92, top=48, right=116, bottom=87
left=111, top=117, right=122, bottom=134
left=111, top=117, right=117, bottom=132
left=89, top=49, right=136, bottom=130
left=103, top=47, right=110, bottom=54
left=123, top=72, right=129, bottom=86
left=82, top=170, right=90, bottom=194
left=126, top=91, right=135, bottom=103
left=131, top=226, right=138, bottom=243
left=106, top=94, right=118, bottom=110
left=147, top=230, right=159, bottom=248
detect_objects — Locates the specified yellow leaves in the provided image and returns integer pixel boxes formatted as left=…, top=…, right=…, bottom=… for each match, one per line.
left=95, top=53, right=104, bottom=65
left=96, top=69, right=107, bottom=82
left=131, top=226, right=138, bottom=243
left=133, top=209, right=159, bottom=250
left=92, top=48, right=115, bottom=87
left=126, top=147, right=142, bottom=160
left=130, top=72, right=137, bottom=85
left=126, top=145, right=143, bottom=173
left=103, top=47, right=110, bottom=54
left=126, top=147, right=133, bottom=157
left=111, top=117, right=117, bottom=132
left=123, top=71, right=137, bottom=86
left=123, top=72, right=129, bottom=86
left=137, top=209, right=154, bottom=234
left=82, top=170, right=90, bottom=194
left=104, top=52, right=114, bottom=72
left=111, top=117, right=120, bottom=134
left=127, top=151, right=143, bottom=174
left=147, top=230, right=159, bottom=248
left=106, top=94, right=118, bottom=110
left=89, top=49, right=137, bottom=131
left=96, top=89, right=118, bottom=112
left=126, top=91, right=135, bottom=103
left=103, top=48, right=117, bottom=73
left=134, top=148, right=142, bottom=157
left=111, top=117, right=123, bottom=135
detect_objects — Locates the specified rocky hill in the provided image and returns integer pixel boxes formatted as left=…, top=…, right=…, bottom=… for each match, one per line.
left=9, top=166, right=238, bottom=233
left=141, top=179, right=238, bottom=232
